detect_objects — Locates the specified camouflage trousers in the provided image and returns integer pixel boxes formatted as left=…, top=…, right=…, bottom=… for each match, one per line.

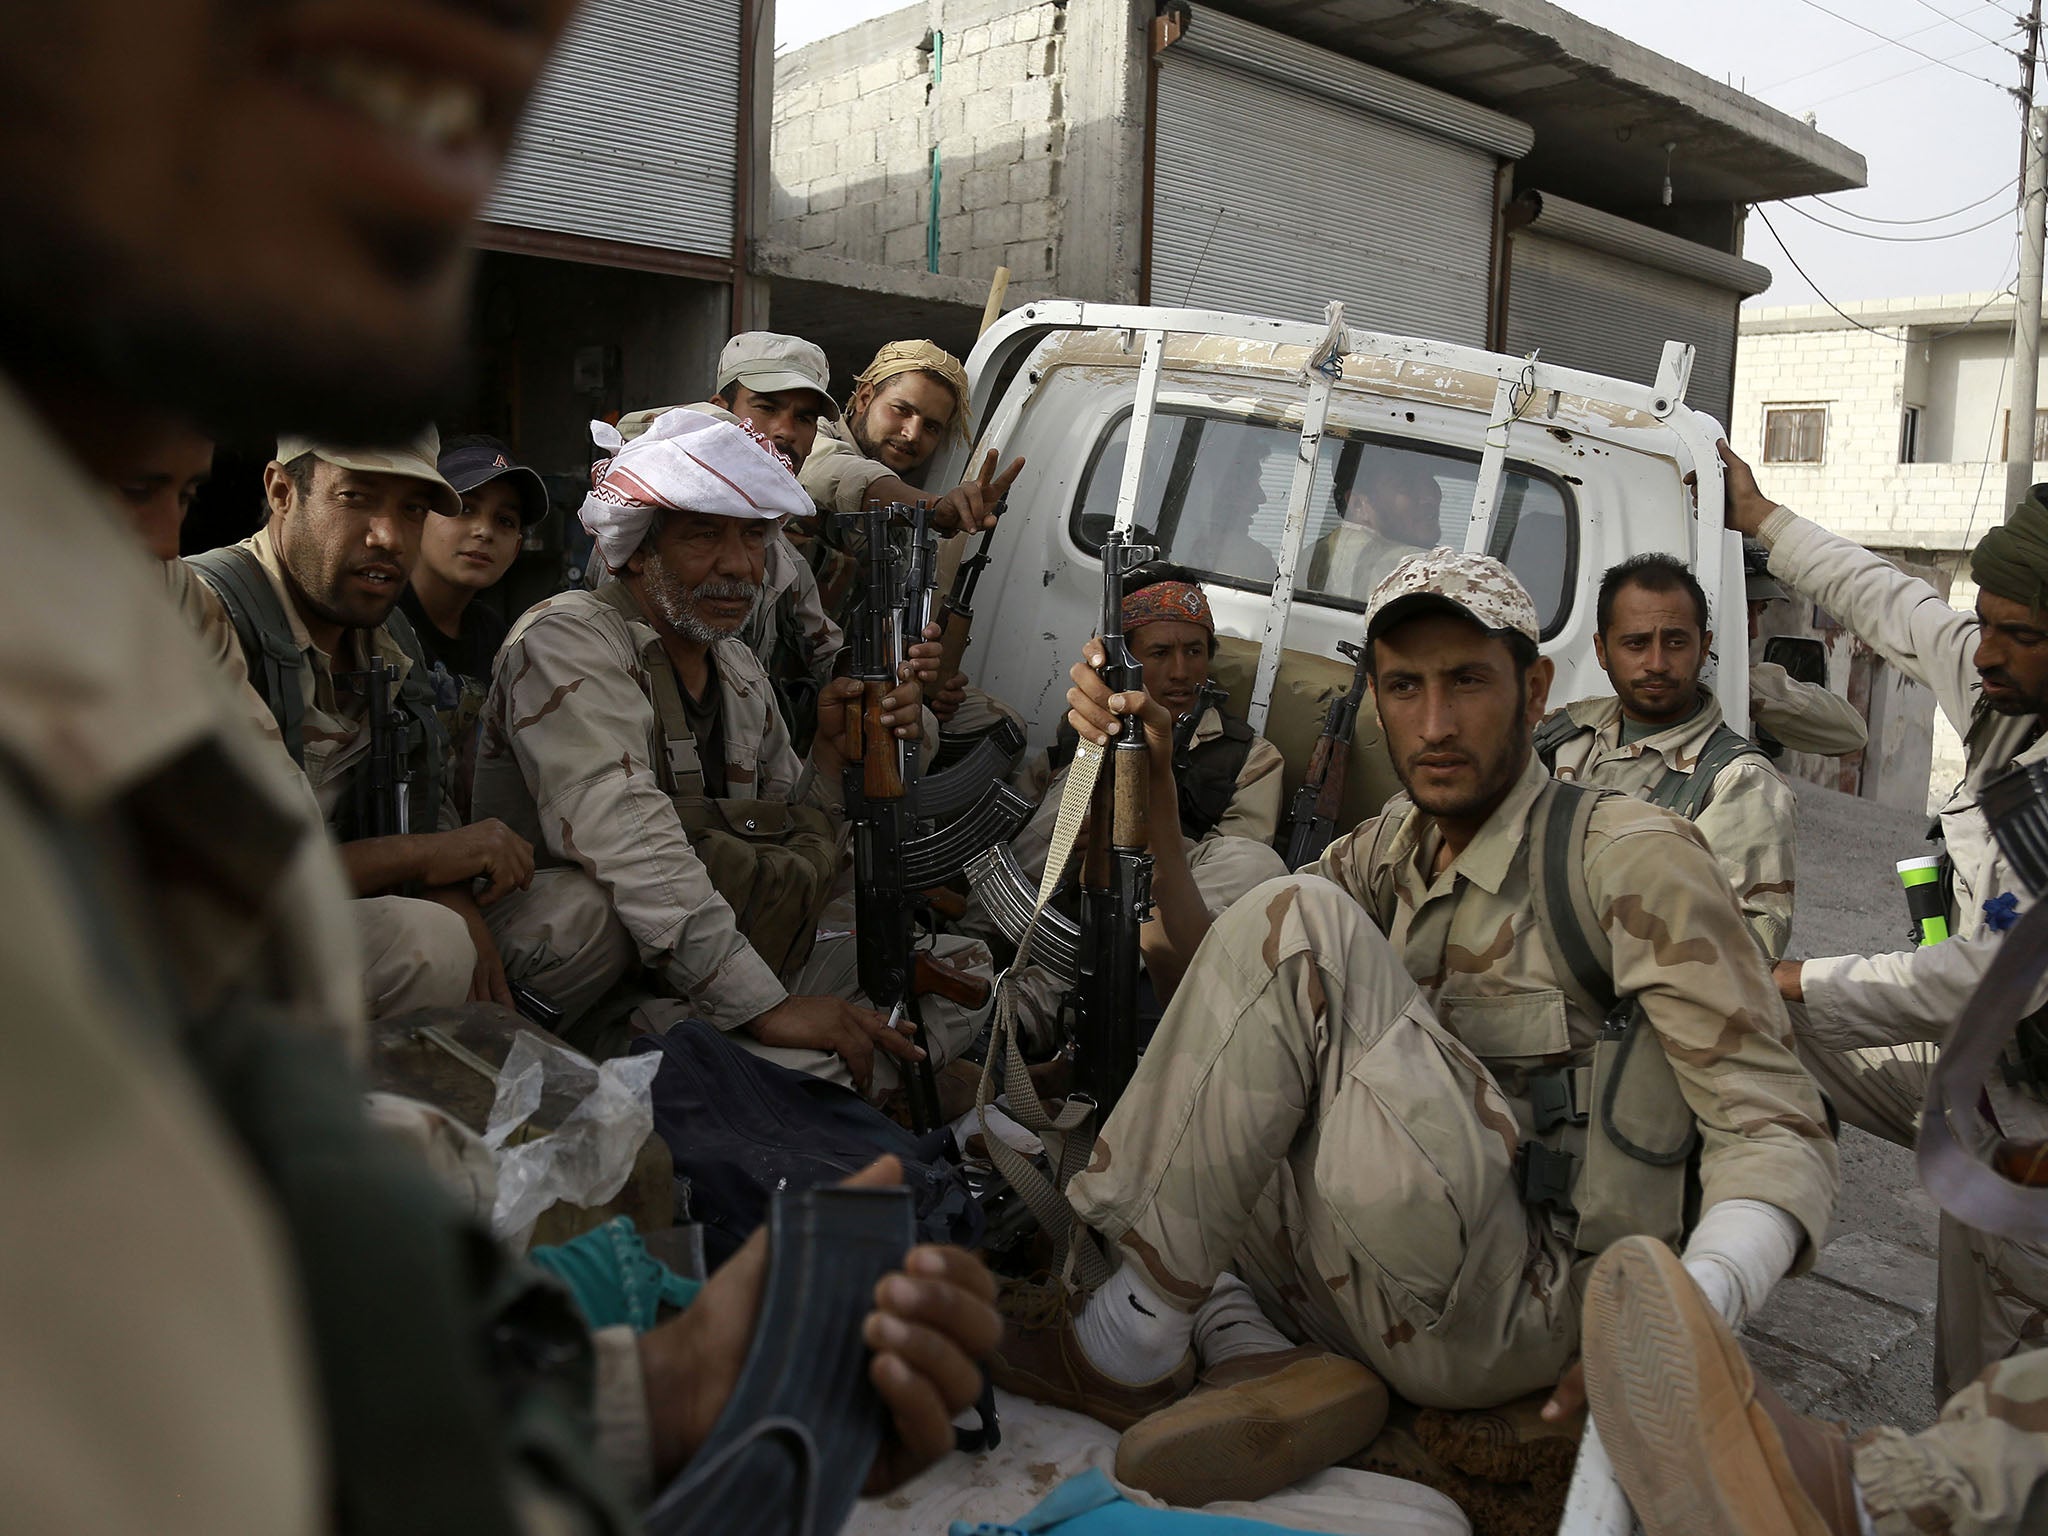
left=487, top=870, right=992, bottom=1102
left=1794, top=1020, right=2048, bottom=1399
left=1066, top=874, right=1580, bottom=1410
left=1853, top=1350, right=2048, bottom=1535
left=354, top=895, right=477, bottom=1019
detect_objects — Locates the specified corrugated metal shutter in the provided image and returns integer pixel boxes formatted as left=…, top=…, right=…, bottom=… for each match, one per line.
left=1151, top=7, right=1530, bottom=345
left=484, top=0, right=741, bottom=260
left=1505, top=193, right=1771, bottom=429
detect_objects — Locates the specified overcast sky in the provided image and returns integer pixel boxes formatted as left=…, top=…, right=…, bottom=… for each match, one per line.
left=774, top=0, right=2033, bottom=311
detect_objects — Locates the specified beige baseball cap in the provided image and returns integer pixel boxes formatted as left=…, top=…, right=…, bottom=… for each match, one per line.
left=716, top=331, right=838, bottom=417
left=274, top=427, right=462, bottom=518
left=1365, top=547, right=1541, bottom=645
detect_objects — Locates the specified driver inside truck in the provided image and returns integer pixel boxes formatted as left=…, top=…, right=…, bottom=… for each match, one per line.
left=1304, top=439, right=1446, bottom=602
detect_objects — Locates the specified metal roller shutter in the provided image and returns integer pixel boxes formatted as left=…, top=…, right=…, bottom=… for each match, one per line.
left=1151, top=7, right=1530, bottom=345
left=1505, top=193, right=1771, bottom=429
left=484, top=0, right=742, bottom=260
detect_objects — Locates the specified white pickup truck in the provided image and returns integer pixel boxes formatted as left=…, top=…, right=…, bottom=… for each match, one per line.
left=914, top=302, right=1736, bottom=1536
left=924, top=301, right=1743, bottom=834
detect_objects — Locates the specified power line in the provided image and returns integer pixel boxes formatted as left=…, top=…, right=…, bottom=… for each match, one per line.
left=1780, top=198, right=2021, bottom=241
left=1814, top=176, right=2017, bottom=224
left=1801, top=41, right=2010, bottom=106
left=1901, top=0, right=2020, bottom=50
left=1787, top=0, right=2012, bottom=86
left=1758, top=16, right=1973, bottom=91
left=1751, top=203, right=2018, bottom=339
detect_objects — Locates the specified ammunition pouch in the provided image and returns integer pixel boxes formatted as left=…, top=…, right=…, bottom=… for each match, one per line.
left=674, top=796, right=839, bottom=978
left=1573, top=1007, right=1696, bottom=1252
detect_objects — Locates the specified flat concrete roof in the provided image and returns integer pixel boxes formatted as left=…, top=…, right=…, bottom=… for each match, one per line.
left=1212, top=0, right=1867, bottom=205
left=1742, top=292, right=2017, bottom=334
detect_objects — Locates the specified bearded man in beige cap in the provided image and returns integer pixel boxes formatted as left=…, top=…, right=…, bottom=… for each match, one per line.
left=993, top=549, right=1837, bottom=1514
left=190, top=430, right=536, bottom=1016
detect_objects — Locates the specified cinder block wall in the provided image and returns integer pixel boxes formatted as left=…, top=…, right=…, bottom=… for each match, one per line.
left=771, top=0, right=1068, bottom=286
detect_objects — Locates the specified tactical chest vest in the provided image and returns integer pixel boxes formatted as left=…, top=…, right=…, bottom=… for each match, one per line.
left=595, top=583, right=838, bottom=977
left=1050, top=712, right=1254, bottom=841
left=188, top=543, right=447, bottom=840
left=1365, top=780, right=1699, bottom=1255
left=1534, top=707, right=1765, bottom=822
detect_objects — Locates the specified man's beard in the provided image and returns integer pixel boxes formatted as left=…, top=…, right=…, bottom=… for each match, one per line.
left=644, top=557, right=760, bottom=646
left=1393, top=726, right=1531, bottom=823
left=1614, top=672, right=1700, bottom=725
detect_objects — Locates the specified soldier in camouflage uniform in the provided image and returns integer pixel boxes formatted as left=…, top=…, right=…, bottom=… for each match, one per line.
left=995, top=549, right=1838, bottom=1508
left=1722, top=440, right=2048, bottom=1401
left=190, top=433, right=538, bottom=1016
left=476, top=407, right=992, bottom=1100
left=1541, top=552, right=1799, bottom=961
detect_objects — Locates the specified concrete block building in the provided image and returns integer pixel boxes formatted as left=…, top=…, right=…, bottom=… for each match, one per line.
left=763, top=0, right=1865, bottom=415
left=1734, top=295, right=2048, bottom=804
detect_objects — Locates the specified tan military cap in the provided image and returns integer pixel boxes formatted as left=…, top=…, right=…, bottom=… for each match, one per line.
left=716, top=332, right=838, bottom=417
left=1365, top=547, right=1541, bottom=644
left=275, top=427, right=462, bottom=518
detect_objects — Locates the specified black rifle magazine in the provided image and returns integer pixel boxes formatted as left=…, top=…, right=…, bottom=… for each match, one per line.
left=642, top=1185, right=914, bottom=1536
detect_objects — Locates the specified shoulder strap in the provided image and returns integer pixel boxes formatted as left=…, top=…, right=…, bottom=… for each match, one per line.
left=1361, top=801, right=1418, bottom=931
left=1532, top=707, right=1587, bottom=770
left=378, top=607, right=450, bottom=825
left=593, top=581, right=707, bottom=799
left=1649, top=723, right=1769, bottom=821
left=187, top=545, right=306, bottom=767
left=1527, top=779, right=1619, bottom=1019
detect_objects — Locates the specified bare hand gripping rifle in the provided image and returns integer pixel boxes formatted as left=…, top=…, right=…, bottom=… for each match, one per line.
left=1280, top=639, right=1368, bottom=870
left=837, top=504, right=1033, bottom=1133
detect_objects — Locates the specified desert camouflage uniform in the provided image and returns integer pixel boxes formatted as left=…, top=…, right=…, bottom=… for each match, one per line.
left=1853, top=1349, right=2048, bottom=1535
left=0, top=382, right=646, bottom=1531
left=799, top=416, right=900, bottom=520
left=1759, top=504, right=2048, bottom=1395
left=1749, top=660, right=1869, bottom=757
left=1066, top=754, right=1838, bottom=1409
left=1545, top=690, right=1798, bottom=960
left=473, top=583, right=988, bottom=1096
left=218, top=527, right=476, bottom=1017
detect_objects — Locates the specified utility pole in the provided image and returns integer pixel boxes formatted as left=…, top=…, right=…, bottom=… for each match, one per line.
left=2007, top=0, right=2046, bottom=519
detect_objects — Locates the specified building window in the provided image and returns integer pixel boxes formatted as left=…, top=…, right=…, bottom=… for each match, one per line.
left=1899, top=405, right=1922, bottom=465
left=1763, top=406, right=1827, bottom=465
left=2003, top=408, right=2048, bottom=463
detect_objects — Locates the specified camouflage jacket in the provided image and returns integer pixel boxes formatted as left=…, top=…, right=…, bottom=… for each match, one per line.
left=1545, top=690, right=1798, bottom=961
left=1313, top=754, right=1839, bottom=1261
left=1762, top=504, right=2048, bottom=1139
left=472, top=584, right=841, bottom=1030
left=225, top=527, right=455, bottom=836
left=1749, top=660, right=1868, bottom=757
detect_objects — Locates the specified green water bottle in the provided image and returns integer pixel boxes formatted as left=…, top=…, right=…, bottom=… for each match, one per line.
left=1897, top=855, right=1949, bottom=946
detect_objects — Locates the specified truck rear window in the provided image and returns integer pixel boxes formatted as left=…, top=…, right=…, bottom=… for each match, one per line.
left=1070, top=408, right=1577, bottom=637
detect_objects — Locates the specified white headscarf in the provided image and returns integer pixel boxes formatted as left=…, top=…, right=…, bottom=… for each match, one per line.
left=579, top=407, right=813, bottom=573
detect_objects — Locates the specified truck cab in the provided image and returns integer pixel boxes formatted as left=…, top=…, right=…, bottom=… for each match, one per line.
left=926, top=302, right=1745, bottom=830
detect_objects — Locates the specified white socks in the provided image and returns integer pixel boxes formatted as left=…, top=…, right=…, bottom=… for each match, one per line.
left=1074, top=1263, right=1196, bottom=1385
left=1193, top=1272, right=1294, bottom=1367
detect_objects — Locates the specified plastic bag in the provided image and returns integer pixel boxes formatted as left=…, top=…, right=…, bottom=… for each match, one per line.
left=485, top=1030, right=661, bottom=1247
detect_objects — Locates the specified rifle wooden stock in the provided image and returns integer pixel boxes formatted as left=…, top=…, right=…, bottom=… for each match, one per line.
left=860, top=681, right=904, bottom=800
left=1312, top=736, right=1349, bottom=822
left=914, top=952, right=992, bottom=1009
left=937, top=606, right=974, bottom=680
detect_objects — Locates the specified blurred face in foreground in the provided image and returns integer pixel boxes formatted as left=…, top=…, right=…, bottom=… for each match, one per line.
left=0, top=0, right=580, bottom=443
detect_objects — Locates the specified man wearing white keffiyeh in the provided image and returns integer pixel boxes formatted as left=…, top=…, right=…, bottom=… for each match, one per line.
left=471, top=409, right=993, bottom=1098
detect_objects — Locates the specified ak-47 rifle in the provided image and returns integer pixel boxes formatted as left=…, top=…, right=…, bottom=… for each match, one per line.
left=838, top=502, right=947, bottom=1133
left=1280, top=640, right=1367, bottom=871
left=1071, top=526, right=1159, bottom=1112
left=357, top=657, right=419, bottom=838
left=936, top=520, right=998, bottom=682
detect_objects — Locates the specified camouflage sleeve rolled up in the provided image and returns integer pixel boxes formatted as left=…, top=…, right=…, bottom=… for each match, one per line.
left=1692, top=757, right=1799, bottom=963
left=1585, top=805, right=1839, bottom=1261
left=1211, top=734, right=1286, bottom=845
left=798, top=423, right=895, bottom=524
left=491, top=609, right=787, bottom=1029
left=1747, top=661, right=1868, bottom=757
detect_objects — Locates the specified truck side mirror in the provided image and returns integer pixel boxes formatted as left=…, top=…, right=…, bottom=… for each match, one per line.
left=1763, top=635, right=1828, bottom=688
